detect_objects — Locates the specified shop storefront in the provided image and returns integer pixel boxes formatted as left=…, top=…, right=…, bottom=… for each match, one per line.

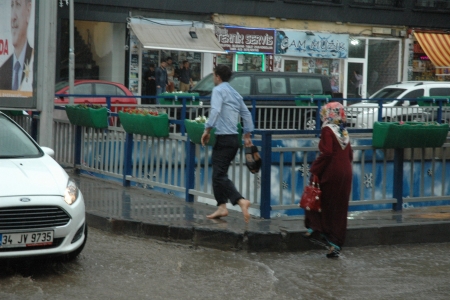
left=273, top=30, right=403, bottom=98
left=128, top=18, right=225, bottom=98
left=274, top=30, right=348, bottom=96
left=214, top=26, right=276, bottom=72
left=410, top=31, right=450, bottom=81
left=347, top=37, right=402, bottom=98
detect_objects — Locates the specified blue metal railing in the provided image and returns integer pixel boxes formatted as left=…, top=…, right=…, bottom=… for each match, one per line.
left=46, top=94, right=450, bottom=218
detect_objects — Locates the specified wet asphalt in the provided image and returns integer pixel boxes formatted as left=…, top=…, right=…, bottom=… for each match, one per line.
left=1, top=227, right=450, bottom=300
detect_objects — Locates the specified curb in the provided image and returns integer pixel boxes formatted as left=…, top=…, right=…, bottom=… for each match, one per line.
left=86, top=212, right=450, bottom=252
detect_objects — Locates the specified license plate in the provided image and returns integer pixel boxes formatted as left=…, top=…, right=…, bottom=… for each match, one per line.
left=0, top=231, right=54, bottom=248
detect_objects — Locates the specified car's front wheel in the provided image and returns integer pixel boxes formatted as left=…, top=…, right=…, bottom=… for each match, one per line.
left=303, top=111, right=317, bottom=130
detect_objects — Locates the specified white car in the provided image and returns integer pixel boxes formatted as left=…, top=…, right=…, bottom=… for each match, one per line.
left=346, top=81, right=450, bottom=128
left=0, top=112, right=87, bottom=259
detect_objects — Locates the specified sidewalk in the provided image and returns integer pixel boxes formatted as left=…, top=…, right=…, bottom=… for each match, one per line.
left=74, top=172, right=450, bottom=252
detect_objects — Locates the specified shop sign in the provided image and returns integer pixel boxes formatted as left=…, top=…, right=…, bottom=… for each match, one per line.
left=215, top=26, right=275, bottom=53
left=276, top=30, right=349, bottom=59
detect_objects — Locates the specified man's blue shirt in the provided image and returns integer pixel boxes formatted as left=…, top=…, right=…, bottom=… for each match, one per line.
left=205, top=82, right=254, bottom=135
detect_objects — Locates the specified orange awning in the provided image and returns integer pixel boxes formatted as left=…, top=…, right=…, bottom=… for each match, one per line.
left=414, top=32, right=450, bottom=67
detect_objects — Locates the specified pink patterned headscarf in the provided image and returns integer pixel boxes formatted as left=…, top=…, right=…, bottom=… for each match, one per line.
left=320, top=102, right=347, bottom=125
left=320, top=102, right=349, bottom=149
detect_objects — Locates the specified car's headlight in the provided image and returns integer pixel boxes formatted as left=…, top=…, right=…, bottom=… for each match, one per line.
left=64, top=178, right=79, bottom=205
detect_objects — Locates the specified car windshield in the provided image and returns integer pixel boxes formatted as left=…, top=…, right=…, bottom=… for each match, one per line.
left=367, top=88, right=406, bottom=103
left=55, top=81, right=69, bottom=92
left=0, top=115, right=42, bottom=158
left=190, top=73, right=214, bottom=96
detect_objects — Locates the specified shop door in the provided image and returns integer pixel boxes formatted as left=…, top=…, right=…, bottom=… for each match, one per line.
left=283, top=59, right=301, bottom=72
left=347, top=61, right=366, bottom=100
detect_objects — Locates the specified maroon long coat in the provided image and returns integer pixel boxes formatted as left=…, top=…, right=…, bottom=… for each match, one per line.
left=305, top=126, right=353, bottom=247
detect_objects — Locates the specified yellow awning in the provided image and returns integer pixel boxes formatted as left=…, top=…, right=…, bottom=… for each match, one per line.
left=414, top=32, right=450, bottom=67
left=130, top=23, right=226, bottom=54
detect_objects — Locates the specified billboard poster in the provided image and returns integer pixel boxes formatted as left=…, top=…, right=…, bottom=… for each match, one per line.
left=215, top=26, right=275, bottom=54
left=0, top=0, right=36, bottom=107
left=276, top=30, right=349, bottom=59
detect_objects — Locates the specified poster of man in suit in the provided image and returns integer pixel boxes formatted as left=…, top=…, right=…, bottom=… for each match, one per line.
left=0, top=0, right=35, bottom=97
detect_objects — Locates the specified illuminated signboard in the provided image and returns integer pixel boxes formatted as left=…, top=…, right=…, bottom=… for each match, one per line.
left=215, top=25, right=275, bottom=54
left=275, top=30, right=349, bottom=59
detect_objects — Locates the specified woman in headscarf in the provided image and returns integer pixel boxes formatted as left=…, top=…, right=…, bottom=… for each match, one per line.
left=303, top=102, right=353, bottom=258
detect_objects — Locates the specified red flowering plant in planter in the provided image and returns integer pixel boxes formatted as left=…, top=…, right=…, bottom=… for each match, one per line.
left=122, top=107, right=159, bottom=116
left=77, top=104, right=104, bottom=109
left=65, top=103, right=109, bottom=129
left=118, top=108, right=169, bottom=137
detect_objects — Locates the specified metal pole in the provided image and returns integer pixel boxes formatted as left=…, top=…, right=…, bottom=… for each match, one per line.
left=69, top=0, right=75, bottom=104
left=36, top=1, right=57, bottom=147
left=260, top=131, right=272, bottom=219
left=392, top=148, right=404, bottom=211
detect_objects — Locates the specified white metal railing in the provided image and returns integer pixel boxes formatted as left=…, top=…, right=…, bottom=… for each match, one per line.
left=9, top=100, right=450, bottom=218
left=53, top=118, right=75, bottom=167
left=80, top=126, right=126, bottom=180
left=261, top=142, right=396, bottom=214
left=403, top=145, right=450, bottom=204
left=127, top=133, right=187, bottom=193
left=189, top=144, right=261, bottom=209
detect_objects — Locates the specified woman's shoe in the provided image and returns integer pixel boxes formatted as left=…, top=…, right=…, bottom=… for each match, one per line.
left=301, top=228, right=314, bottom=239
left=321, top=235, right=341, bottom=258
left=326, top=247, right=340, bottom=258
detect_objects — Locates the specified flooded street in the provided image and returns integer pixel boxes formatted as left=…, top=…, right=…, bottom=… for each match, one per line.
left=1, top=227, right=450, bottom=299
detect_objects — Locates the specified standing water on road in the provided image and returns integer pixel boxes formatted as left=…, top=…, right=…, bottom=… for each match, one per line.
left=1, top=228, right=450, bottom=299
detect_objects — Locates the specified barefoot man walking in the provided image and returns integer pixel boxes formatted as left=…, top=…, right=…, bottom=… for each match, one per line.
left=201, top=65, right=254, bottom=223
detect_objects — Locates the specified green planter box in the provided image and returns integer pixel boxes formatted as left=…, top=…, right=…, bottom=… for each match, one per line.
left=118, top=111, right=169, bottom=137
left=158, top=92, right=200, bottom=105
left=373, top=122, right=449, bottom=148
left=1, top=110, right=23, bottom=116
left=184, top=120, right=243, bottom=146
left=294, top=94, right=331, bottom=106
left=65, top=105, right=108, bottom=129
left=184, top=120, right=215, bottom=146
left=417, top=96, right=450, bottom=107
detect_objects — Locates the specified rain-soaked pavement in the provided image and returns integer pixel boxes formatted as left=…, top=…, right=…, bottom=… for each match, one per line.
left=76, top=172, right=450, bottom=252
left=1, top=227, right=450, bottom=300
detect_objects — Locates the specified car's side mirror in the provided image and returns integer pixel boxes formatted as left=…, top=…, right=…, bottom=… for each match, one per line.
left=403, top=100, right=410, bottom=106
left=41, top=147, right=55, bottom=157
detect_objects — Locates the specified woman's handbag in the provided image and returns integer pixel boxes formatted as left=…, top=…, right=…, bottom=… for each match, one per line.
left=299, top=175, right=322, bottom=212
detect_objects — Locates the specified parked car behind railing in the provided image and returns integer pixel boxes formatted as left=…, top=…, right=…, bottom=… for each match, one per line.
left=54, top=80, right=137, bottom=110
left=346, top=81, right=450, bottom=128
left=190, top=71, right=333, bottom=129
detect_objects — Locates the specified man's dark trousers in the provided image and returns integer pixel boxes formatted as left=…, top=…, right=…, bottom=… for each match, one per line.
left=211, top=134, right=242, bottom=206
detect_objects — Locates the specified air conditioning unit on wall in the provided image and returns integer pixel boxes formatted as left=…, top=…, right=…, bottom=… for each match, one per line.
left=391, top=29, right=407, bottom=37
left=372, top=27, right=392, bottom=35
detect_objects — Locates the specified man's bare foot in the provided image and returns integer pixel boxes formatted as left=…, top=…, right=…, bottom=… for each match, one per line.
left=207, top=206, right=228, bottom=219
left=238, top=199, right=251, bottom=223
